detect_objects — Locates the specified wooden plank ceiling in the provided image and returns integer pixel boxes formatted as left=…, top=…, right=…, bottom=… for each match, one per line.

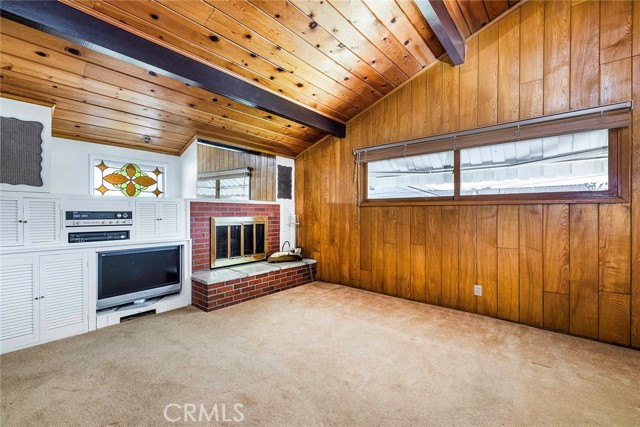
left=0, top=0, right=519, bottom=157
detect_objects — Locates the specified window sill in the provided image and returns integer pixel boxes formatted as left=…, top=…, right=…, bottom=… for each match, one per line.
left=361, top=195, right=629, bottom=207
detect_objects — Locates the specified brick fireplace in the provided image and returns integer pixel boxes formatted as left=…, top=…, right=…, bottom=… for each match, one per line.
left=190, top=201, right=280, bottom=272
left=189, top=200, right=315, bottom=312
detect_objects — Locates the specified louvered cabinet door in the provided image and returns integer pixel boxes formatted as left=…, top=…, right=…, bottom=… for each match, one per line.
left=158, top=201, right=181, bottom=238
left=0, top=197, right=24, bottom=247
left=0, top=255, right=40, bottom=353
left=135, top=202, right=159, bottom=239
left=40, top=253, right=88, bottom=342
left=24, top=198, right=60, bottom=245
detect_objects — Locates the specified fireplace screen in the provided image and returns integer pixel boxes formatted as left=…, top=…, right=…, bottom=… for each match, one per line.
left=211, top=216, right=268, bottom=268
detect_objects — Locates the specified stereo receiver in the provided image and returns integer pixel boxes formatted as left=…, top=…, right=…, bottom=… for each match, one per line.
left=65, top=211, right=133, bottom=227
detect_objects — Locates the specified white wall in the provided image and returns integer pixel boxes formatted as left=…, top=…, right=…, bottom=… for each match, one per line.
left=50, top=137, right=196, bottom=198
left=1, top=97, right=198, bottom=199
left=180, top=140, right=198, bottom=199
left=275, top=156, right=296, bottom=249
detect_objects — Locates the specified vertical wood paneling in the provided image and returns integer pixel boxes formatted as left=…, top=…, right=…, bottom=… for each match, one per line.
left=396, top=84, right=413, bottom=142
left=634, top=0, right=640, bottom=57
left=570, top=0, right=600, bottom=109
left=410, top=245, right=426, bottom=302
left=339, top=135, right=352, bottom=285
left=410, top=71, right=428, bottom=139
left=359, top=207, right=373, bottom=290
left=348, top=124, right=361, bottom=285
left=425, top=207, right=442, bottom=305
left=477, top=25, right=499, bottom=126
left=477, top=206, right=498, bottom=317
left=458, top=206, right=477, bottom=313
left=459, top=36, right=478, bottom=130
left=497, top=8, right=520, bottom=123
left=410, top=207, right=426, bottom=302
left=383, top=208, right=398, bottom=244
left=383, top=242, right=398, bottom=296
left=427, top=62, right=443, bottom=135
left=497, top=206, right=519, bottom=321
left=397, top=207, right=412, bottom=299
left=543, top=205, right=570, bottom=294
left=519, top=0, right=544, bottom=119
left=371, top=208, right=384, bottom=293
left=296, top=0, right=638, bottom=348
left=632, top=56, right=640, bottom=348
left=601, top=58, right=632, bottom=104
left=543, top=0, right=571, bottom=114
left=411, top=207, right=426, bottom=244
left=442, top=64, right=459, bottom=134
left=519, top=205, right=543, bottom=327
left=600, top=0, right=632, bottom=64
left=599, top=204, right=631, bottom=294
left=383, top=92, right=399, bottom=144
left=318, top=144, right=331, bottom=280
left=441, top=206, right=459, bottom=308
left=544, top=292, right=570, bottom=332
left=382, top=208, right=398, bottom=295
left=371, top=97, right=386, bottom=147
left=520, top=80, right=544, bottom=120
left=570, top=204, right=599, bottom=339
left=519, top=0, right=544, bottom=84
left=599, top=292, right=631, bottom=345
left=498, top=247, right=519, bottom=322
left=497, top=205, right=518, bottom=249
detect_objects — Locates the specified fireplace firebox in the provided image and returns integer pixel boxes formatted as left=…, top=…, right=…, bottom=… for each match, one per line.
left=210, top=216, right=268, bottom=268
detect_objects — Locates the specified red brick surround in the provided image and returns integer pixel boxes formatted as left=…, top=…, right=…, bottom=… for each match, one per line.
left=190, top=201, right=280, bottom=272
left=191, top=264, right=316, bottom=311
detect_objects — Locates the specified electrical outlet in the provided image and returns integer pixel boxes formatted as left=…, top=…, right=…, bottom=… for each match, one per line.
left=474, top=285, right=483, bottom=297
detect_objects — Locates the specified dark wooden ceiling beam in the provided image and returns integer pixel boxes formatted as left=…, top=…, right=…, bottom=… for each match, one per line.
left=414, top=0, right=466, bottom=65
left=0, top=0, right=346, bottom=137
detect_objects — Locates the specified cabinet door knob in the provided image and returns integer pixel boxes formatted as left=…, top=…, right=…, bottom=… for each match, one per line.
left=34, top=297, right=39, bottom=300
left=40, top=296, right=45, bottom=299
left=18, top=220, right=23, bottom=223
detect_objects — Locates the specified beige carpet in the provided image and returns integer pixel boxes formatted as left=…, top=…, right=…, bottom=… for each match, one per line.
left=1, top=282, right=639, bottom=427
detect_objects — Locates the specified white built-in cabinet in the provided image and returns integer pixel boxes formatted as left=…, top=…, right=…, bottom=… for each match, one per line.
left=135, top=200, right=182, bottom=239
left=40, top=253, right=89, bottom=342
left=0, top=255, right=40, bottom=351
left=0, top=194, right=188, bottom=354
left=0, top=196, right=60, bottom=247
left=0, top=252, right=88, bottom=353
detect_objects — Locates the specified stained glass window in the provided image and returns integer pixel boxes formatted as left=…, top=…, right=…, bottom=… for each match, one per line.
left=93, top=159, right=165, bottom=197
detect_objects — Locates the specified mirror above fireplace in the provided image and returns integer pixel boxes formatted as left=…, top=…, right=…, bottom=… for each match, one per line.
left=210, top=216, right=268, bottom=268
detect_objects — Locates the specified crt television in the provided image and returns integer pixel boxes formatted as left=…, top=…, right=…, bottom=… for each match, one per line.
left=97, top=245, right=182, bottom=310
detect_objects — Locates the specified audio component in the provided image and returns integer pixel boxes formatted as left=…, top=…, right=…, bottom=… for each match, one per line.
left=65, top=211, right=133, bottom=227
left=68, top=230, right=130, bottom=243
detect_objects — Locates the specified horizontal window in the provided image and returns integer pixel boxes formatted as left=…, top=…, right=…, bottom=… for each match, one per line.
left=367, top=151, right=454, bottom=199
left=361, top=126, right=627, bottom=204
left=460, top=130, right=608, bottom=196
left=358, top=104, right=631, bottom=204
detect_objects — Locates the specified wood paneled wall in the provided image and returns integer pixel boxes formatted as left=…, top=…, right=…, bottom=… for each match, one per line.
left=295, top=0, right=640, bottom=348
left=198, top=144, right=276, bottom=201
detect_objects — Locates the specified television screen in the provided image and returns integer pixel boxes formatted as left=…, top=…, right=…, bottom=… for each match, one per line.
left=98, top=246, right=181, bottom=301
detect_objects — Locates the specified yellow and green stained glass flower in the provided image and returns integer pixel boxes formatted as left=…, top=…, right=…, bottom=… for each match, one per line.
left=103, top=163, right=158, bottom=197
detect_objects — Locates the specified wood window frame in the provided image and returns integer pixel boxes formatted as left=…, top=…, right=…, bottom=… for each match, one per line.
left=360, top=127, right=630, bottom=207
